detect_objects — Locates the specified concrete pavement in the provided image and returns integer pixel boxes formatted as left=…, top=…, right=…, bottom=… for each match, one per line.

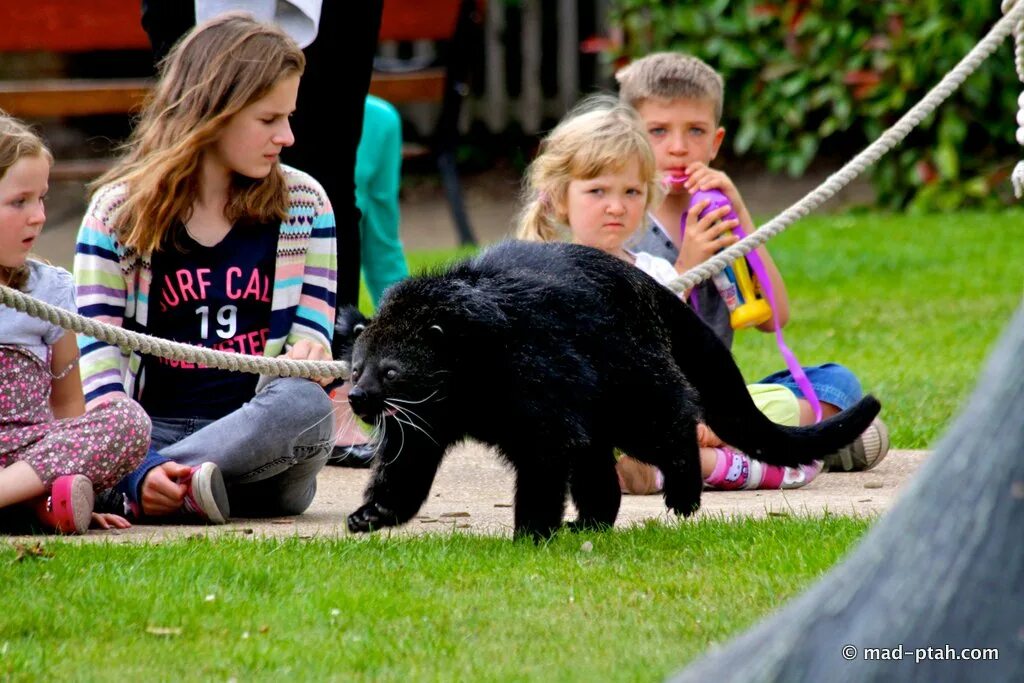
left=43, top=443, right=928, bottom=543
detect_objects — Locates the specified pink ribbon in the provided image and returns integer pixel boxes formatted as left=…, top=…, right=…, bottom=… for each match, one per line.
left=731, top=225, right=823, bottom=423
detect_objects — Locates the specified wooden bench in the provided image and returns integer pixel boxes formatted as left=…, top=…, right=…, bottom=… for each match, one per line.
left=0, top=0, right=152, bottom=180
left=0, top=0, right=483, bottom=243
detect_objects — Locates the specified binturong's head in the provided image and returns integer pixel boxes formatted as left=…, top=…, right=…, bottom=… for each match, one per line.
left=347, top=260, right=516, bottom=427
left=347, top=279, right=481, bottom=427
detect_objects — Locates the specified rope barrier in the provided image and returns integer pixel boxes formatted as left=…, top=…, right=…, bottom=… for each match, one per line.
left=2, top=1, right=1023, bottom=377
left=0, top=283, right=350, bottom=379
left=1002, top=0, right=1024, bottom=197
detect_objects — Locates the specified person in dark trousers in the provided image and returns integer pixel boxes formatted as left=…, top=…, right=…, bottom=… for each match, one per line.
left=140, top=0, right=383, bottom=309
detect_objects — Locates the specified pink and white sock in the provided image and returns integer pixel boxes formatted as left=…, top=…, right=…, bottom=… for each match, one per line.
left=704, top=447, right=751, bottom=490
left=704, top=447, right=822, bottom=491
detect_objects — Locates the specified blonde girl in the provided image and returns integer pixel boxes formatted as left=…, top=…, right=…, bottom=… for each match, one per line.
left=0, top=114, right=149, bottom=534
left=517, top=96, right=823, bottom=493
left=518, top=95, right=663, bottom=261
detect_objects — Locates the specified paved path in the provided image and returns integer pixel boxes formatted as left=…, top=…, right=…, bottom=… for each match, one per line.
left=45, top=444, right=928, bottom=543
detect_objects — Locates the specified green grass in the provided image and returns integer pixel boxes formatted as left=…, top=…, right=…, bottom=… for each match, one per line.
left=732, top=209, right=1024, bottom=448
left=0, top=517, right=867, bottom=681
left=6, top=210, right=1020, bottom=679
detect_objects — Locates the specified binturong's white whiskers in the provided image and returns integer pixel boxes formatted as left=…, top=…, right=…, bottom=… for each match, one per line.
left=384, top=399, right=438, bottom=445
left=328, top=394, right=364, bottom=446
left=382, top=413, right=406, bottom=466
left=366, top=417, right=385, bottom=454
left=387, top=390, right=439, bottom=406
left=387, top=399, right=435, bottom=432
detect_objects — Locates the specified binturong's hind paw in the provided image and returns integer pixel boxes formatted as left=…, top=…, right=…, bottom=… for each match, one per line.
left=347, top=502, right=398, bottom=533
left=664, top=487, right=701, bottom=518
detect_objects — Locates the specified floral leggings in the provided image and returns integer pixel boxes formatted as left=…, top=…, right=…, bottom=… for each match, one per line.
left=0, top=347, right=150, bottom=490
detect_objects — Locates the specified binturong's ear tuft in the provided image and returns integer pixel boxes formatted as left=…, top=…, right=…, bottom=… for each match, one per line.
left=332, top=305, right=371, bottom=362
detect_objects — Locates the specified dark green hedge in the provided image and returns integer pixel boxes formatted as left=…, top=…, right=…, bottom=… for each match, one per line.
left=609, top=0, right=1022, bottom=210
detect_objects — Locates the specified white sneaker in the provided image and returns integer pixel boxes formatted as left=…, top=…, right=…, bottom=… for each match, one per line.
left=180, top=462, right=230, bottom=524
left=824, top=417, right=890, bottom=472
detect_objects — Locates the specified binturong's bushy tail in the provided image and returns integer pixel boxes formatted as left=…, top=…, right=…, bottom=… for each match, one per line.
left=658, top=288, right=881, bottom=467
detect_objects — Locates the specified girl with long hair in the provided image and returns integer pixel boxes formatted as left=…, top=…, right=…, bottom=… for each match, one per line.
left=74, top=13, right=338, bottom=522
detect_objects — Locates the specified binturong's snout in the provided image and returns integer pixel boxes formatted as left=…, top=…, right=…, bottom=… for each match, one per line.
left=346, top=384, right=383, bottom=421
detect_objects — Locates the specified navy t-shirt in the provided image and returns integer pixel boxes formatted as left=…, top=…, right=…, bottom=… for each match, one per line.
left=141, top=220, right=278, bottom=419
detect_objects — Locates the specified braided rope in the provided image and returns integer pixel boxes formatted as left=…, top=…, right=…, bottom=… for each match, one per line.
left=1007, top=0, right=1024, bottom=80
left=2, top=2, right=1022, bottom=375
left=1002, top=0, right=1024, bottom=196
left=667, top=0, right=1024, bottom=294
left=0, top=283, right=350, bottom=380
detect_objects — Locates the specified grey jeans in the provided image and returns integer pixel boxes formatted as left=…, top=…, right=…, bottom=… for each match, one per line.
left=150, top=377, right=335, bottom=517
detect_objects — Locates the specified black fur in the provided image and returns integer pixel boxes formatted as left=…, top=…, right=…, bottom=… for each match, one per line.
left=332, top=305, right=368, bottom=361
left=325, top=305, right=368, bottom=394
left=344, top=241, right=880, bottom=540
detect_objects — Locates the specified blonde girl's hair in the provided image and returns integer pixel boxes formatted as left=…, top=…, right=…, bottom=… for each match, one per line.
left=93, top=12, right=305, bottom=255
left=0, top=112, right=52, bottom=291
left=516, top=94, right=662, bottom=243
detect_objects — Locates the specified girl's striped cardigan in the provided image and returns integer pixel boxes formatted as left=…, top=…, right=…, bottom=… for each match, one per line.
left=73, top=165, right=337, bottom=409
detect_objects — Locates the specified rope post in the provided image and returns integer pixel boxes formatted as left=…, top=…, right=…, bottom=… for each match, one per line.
left=1005, top=0, right=1024, bottom=197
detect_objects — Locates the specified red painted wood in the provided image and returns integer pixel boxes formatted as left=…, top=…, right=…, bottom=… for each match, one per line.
left=0, top=1, right=485, bottom=52
left=379, top=0, right=476, bottom=41
left=0, top=0, right=149, bottom=53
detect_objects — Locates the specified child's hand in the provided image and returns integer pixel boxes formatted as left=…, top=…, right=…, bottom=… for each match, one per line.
left=684, top=162, right=746, bottom=215
left=285, top=339, right=334, bottom=387
left=684, top=162, right=786, bottom=330
left=91, top=512, right=132, bottom=530
left=697, top=423, right=724, bottom=448
left=140, top=461, right=191, bottom=516
left=677, top=199, right=740, bottom=272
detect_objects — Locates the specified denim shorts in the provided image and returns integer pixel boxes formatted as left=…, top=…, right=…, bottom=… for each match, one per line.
left=758, top=362, right=863, bottom=411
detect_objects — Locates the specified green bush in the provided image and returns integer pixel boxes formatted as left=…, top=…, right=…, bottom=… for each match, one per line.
left=608, top=0, right=1022, bottom=210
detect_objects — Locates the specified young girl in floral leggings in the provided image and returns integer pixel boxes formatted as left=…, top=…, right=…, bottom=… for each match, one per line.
left=0, top=114, right=150, bottom=534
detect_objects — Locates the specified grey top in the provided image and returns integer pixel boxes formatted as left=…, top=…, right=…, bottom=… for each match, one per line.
left=0, top=260, right=76, bottom=364
left=626, top=214, right=734, bottom=349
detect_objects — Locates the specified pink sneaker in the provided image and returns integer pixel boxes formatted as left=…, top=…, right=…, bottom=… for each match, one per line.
left=32, top=474, right=94, bottom=534
left=180, top=462, right=230, bottom=524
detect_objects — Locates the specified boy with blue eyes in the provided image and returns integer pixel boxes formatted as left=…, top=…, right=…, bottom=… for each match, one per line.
left=616, top=52, right=789, bottom=348
left=613, top=53, right=889, bottom=494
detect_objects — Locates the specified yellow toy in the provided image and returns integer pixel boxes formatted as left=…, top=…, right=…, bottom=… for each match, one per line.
left=727, top=256, right=772, bottom=329
left=689, top=189, right=772, bottom=329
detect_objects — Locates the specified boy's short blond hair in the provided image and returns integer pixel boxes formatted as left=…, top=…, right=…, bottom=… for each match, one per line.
left=616, top=52, right=724, bottom=124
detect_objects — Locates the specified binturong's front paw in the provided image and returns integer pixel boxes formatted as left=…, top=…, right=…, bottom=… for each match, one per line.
left=347, top=501, right=399, bottom=533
